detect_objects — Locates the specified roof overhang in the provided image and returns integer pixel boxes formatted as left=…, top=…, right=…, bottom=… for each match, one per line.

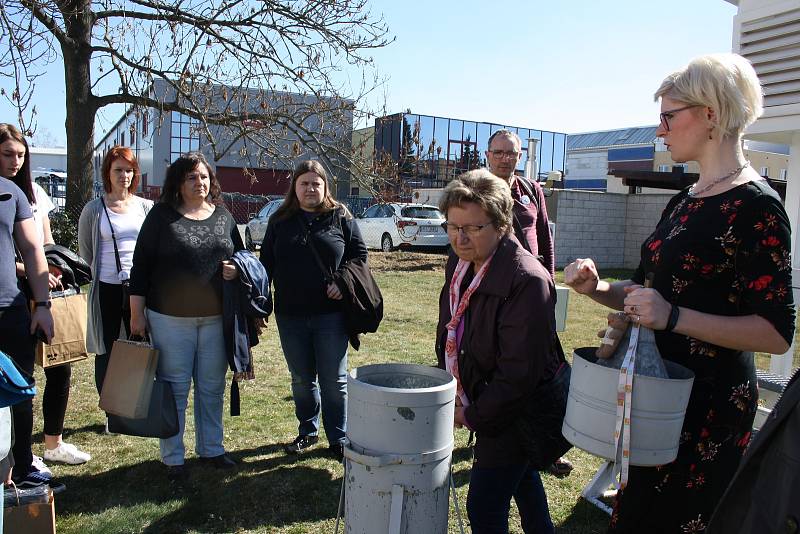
left=743, top=103, right=800, bottom=144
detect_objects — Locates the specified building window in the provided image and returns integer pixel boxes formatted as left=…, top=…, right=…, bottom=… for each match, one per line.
left=350, top=186, right=359, bottom=196
left=780, top=168, right=787, bottom=180
left=760, top=166, right=769, bottom=177
left=129, top=123, right=136, bottom=145
left=658, top=164, right=670, bottom=172
left=170, top=112, right=200, bottom=163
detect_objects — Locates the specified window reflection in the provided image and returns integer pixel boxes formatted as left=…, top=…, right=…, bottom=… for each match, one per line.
left=377, top=113, right=567, bottom=194
left=540, top=131, right=555, bottom=178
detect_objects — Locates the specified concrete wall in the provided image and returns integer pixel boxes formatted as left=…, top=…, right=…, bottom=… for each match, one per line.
left=550, top=189, right=672, bottom=269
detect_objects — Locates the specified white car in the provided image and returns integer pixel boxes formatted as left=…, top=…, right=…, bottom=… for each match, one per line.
left=245, top=198, right=283, bottom=250
left=355, top=203, right=448, bottom=252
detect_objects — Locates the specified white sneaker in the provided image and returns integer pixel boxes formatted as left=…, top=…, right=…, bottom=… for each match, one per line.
left=31, top=455, right=52, bottom=476
left=43, top=442, right=91, bottom=465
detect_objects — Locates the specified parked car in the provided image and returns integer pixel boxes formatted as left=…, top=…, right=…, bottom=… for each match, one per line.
left=355, top=203, right=448, bottom=252
left=245, top=198, right=283, bottom=250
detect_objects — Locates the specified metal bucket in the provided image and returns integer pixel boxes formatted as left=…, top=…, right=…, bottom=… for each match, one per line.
left=345, top=363, right=456, bottom=534
left=562, top=347, right=695, bottom=466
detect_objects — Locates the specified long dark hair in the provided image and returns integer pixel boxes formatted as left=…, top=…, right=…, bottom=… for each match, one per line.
left=159, top=152, right=222, bottom=208
left=272, top=160, right=343, bottom=222
left=0, top=123, right=34, bottom=203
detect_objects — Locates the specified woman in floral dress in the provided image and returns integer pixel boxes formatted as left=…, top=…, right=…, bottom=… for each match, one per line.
left=565, top=53, right=795, bottom=533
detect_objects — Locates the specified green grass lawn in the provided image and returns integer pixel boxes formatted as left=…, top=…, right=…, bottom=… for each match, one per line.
left=30, top=259, right=796, bottom=533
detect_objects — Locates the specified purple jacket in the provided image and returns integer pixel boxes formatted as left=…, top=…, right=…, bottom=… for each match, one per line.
left=511, top=176, right=555, bottom=279
left=435, top=235, right=562, bottom=466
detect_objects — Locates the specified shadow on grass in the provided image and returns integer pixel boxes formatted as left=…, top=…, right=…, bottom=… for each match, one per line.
left=56, top=442, right=345, bottom=533
left=558, top=497, right=610, bottom=533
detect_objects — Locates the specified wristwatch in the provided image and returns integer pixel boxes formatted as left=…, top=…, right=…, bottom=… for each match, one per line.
left=33, top=300, right=52, bottom=309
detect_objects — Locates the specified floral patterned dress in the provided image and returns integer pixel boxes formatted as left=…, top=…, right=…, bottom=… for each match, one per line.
left=608, top=181, right=796, bottom=534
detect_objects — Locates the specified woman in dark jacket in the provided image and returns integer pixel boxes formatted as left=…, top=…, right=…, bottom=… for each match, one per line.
left=260, top=160, right=367, bottom=461
left=435, top=169, right=561, bottom=534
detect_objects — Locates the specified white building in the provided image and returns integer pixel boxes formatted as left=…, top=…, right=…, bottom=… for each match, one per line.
left=730, top=0, right=800, bottom=377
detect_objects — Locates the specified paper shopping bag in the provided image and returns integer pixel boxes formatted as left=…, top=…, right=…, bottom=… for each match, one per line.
left=99, top=339, right=159, bottom=419
left=35, top=291, right=89, bottom=368
left=3, top=486, right=56, bottom=534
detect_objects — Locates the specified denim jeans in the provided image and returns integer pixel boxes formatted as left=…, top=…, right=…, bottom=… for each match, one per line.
left=275, top=312, right=348, bottom=444
left=467, top=462, right=555, bottom=534
left=147, top=309, right=228, bottom=466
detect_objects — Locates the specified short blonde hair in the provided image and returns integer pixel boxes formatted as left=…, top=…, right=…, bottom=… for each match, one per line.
left=439, top=169, right=513, bottom=235
left=654, top=53, right=763, bottom=140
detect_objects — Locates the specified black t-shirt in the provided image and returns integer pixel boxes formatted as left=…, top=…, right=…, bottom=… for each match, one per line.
left=129, top=203, right=244, bottom=317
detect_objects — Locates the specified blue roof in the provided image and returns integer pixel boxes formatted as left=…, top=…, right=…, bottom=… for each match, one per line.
left=568, top=126, right=658, bottom=150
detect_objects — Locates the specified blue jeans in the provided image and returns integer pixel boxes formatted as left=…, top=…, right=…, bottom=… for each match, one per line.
left=275, top=312, right=348, bottom=444
left=147, top=310, right=228, bottom=466
left=467, top=463, right=555, bottom=534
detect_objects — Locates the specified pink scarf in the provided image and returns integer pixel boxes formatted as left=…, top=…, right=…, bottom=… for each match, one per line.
left=445, top=255, right=495, bottom=407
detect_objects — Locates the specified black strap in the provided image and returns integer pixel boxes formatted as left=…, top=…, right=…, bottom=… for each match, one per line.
left=296, top=215, right=334, bottom=282
left=100, top=197, right=124, bottom=277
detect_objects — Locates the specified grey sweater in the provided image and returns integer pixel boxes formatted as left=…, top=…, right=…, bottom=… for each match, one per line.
left=78, top=196, right=153, bottom=354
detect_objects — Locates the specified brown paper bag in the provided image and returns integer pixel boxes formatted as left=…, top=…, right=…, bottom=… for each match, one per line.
left=3, top=488, right=56, bottom=534
left=35, top=291, right=89, bottom=368
left=98, top=339, right=159, bottom=419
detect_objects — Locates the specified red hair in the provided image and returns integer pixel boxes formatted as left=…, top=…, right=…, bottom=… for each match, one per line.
left=101, top=146, right=141, bottom=194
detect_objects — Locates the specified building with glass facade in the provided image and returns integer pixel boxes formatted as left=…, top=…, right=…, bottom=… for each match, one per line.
left=93, top=79, right=353, bottom=199
left=372, top=112, right=567, bottom=191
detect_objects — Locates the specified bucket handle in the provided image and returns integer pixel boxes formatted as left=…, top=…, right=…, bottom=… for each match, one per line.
left=343, top=442, right=452, bottom=467
left=611, top=321, right=640, bottom=490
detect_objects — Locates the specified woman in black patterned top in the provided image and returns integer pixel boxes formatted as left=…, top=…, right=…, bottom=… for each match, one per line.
left=565, top=53, right=795, bottom=533
left=130, top=152, right=244, bottom=481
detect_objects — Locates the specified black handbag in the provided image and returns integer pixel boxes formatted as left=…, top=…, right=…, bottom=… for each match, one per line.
left=513, top=358, right=573, bottom=471
left=107, top=380, right=179, bottom=438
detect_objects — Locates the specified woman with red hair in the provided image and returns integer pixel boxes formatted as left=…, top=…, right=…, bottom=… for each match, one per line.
left=78, top=146, right=153, bottom=422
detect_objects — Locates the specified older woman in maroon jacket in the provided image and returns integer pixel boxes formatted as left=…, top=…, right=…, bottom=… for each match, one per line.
left=435, top=169, right=562, bottom=534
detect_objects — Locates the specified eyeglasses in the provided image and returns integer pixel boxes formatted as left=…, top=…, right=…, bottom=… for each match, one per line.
left=659, top=105, right=699, bottom=132
left=487, top=150, right=520, bottom=160
left=441, top=221, right=493, bottom=237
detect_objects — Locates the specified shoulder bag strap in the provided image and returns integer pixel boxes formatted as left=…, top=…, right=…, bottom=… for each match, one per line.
left=296, top=215, right=333, bottom=282
left=514, top=176, right=539, bottom=211
left=100, top=197, right=124, bottom=277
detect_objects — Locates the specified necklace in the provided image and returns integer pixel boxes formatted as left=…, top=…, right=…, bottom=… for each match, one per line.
left=688, top=161, right=749, bottom=197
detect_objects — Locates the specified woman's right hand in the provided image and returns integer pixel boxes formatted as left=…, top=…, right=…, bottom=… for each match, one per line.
left=564, top=258, right=600, bottom=295
left=130, top=312, right=148, bottom=338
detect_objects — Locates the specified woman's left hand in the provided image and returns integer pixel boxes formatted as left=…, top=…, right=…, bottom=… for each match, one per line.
left=30, top=307, right=54, bottom=343
left=623, top=285, right=671, bottom=330
left=221, top=260, right=239, bottom=281
left=326, top=281, right=342, bottom=300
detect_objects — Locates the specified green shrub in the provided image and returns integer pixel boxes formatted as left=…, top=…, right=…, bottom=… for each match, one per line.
left=50, top=209, right=80, bottom=252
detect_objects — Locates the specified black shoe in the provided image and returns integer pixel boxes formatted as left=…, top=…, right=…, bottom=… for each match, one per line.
left=166, top=464, right=188, bottom=482
left=328, top=443, right=344, bottom=463
left=283, top=435, right=319, bottom=454
left=200, top=454, right=236, bottom=469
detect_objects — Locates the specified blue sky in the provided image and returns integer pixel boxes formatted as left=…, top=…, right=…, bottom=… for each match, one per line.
left=0, top=0, right=738, bottom=146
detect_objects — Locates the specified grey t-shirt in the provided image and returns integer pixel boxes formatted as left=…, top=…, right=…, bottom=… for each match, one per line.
left=0, top=176, right=33, bottom=308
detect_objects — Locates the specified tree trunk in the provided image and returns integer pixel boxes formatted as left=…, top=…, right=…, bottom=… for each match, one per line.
left=62, top=0, right=97, bottom=212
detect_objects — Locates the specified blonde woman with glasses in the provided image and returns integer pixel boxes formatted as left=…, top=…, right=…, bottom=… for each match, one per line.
left=565, top=53, right=795, bottom=533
